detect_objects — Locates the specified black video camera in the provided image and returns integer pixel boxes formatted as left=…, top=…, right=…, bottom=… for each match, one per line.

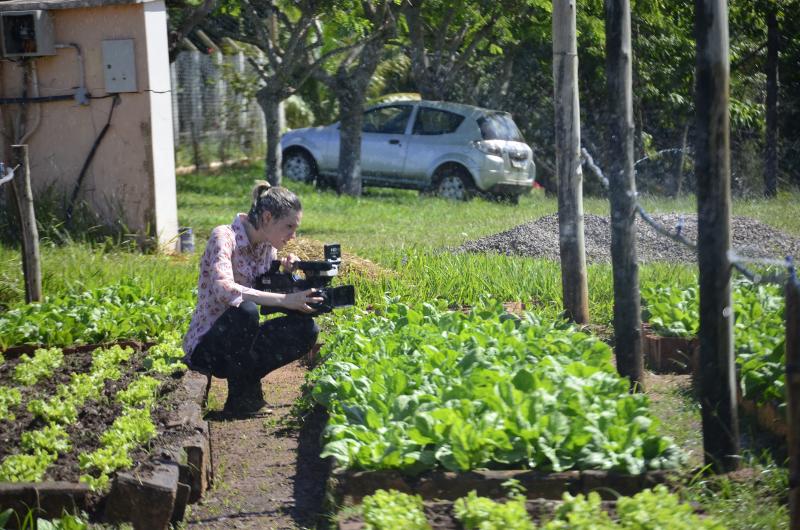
left=255, top=243, right=356, bottom=316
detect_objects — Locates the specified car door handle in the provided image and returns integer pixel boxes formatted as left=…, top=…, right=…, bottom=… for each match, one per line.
left=388, top=139, right=401, bottom=145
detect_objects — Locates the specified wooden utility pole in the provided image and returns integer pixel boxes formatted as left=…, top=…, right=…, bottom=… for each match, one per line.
left=11, top=144, right=42, bottom=303
left=552, top=0, right=589, bottom=324
left=786, top=278, right=799, bottom=529
left=764, top=5, right=778, bottom=198
left=694, top=0, right=739, bottom=472
left=605, top=0, right=643, bottom=390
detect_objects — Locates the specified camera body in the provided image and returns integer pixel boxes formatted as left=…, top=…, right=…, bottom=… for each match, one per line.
left=255, top=243, right=356, bottom=315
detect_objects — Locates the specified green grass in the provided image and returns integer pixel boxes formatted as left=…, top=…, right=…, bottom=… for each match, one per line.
left=0, top=244, right=197, bottom=310
left=177, top=164, right=556, bottom=258
left=178, top=163, right=800, bottom=260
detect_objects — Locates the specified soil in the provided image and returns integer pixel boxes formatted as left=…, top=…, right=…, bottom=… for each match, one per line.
left=455, top=213, right=800, bottom=264
left=0, top=343, right=181, bottom=490
left=186, top=359, right=330, bottom=529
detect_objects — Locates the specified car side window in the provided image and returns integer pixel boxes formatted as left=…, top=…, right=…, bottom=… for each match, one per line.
left=362, top=105, right=413, bottom=134
left=412, top=108, right=465, bottom=135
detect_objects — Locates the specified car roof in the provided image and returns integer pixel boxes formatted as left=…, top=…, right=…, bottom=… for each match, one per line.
left=371, top=99, right=509, bottom=118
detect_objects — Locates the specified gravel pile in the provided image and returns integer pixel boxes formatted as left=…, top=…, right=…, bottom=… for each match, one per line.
left=455, top=213, right=800, bottom=264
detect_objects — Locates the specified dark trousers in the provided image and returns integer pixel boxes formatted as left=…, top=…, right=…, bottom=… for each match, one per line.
left=191, top=301, right=319, bottom=387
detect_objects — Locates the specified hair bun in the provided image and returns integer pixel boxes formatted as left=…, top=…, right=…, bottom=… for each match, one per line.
left=252, top=180, right=272, bottom=204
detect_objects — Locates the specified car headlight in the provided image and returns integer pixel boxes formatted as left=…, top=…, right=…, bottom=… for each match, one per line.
left=472, top=140, right=503, bottom=156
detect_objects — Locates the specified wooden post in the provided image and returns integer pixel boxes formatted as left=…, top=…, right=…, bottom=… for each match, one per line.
left=786, top=278, right=799, bottom=529
left=605, top=0, right=643, bottom=390
left=694, top=0, right=739, bottom=472
left=11, top=144, right=42, bottom=303
left=552, top=0, right=590, bottom=324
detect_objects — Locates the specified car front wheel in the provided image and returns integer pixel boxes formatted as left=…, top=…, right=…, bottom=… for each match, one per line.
left=435, top=166, right=474, bottom=201
left=282, top=150, right=316, bottom=183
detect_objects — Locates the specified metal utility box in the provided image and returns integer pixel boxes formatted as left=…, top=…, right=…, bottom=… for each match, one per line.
left=1, top=10, right=55, bottom=58
left=102, top=39, right=137, bottom=93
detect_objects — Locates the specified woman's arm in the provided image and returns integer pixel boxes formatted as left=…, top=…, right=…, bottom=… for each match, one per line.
left=242, top=288, right=323, bottom=313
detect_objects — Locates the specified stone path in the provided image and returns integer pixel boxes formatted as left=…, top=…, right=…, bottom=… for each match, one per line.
left=186, top=360, right=328, bottom=529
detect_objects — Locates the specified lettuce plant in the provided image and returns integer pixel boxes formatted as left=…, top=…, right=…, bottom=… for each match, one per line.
left=454, top=490, right=534, bottom=530
left=0, top=386, right=21, bottom=421
left=361, top=489, right=430, bottom=530
left=13, top=347, right=64, bottom=386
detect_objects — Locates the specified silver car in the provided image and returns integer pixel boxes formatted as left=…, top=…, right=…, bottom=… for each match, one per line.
left=280, top=100, right=536, bottom=202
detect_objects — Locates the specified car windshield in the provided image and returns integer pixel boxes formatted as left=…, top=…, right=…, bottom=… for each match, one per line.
left=477, top=113, right=524, bottom=142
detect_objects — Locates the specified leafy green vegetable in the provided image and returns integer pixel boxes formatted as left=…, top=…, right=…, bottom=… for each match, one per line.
left=79, top=407, right=157, bottom=491
left=27, top=346, right=133, bottom=424
left=143, top=332, right=187, bottom=374
left=614, top=485, right=725, bottom=529
left=313, top=299, right=683, bottom=474
left=641, top=285, right=699, bottom=337
left=0, top=452, right=56, bottom=482
left=361, top=489, right=430, bottom=530
left=21, top=424, right=71, bottom=455
left=642, top=279, right=786, bottom=408
left=0, top=385, right=22, bottom=421
left=732, top=281, right=785, bottom=408
left=543, top=491, right=615, bottom=529
left=13, top=347, right=64, bottom=386
left=116, top=376, right=161, bottom=409
left=454, top=490, right=534, bottom=530
left=0, top=281, right=193, bottom=349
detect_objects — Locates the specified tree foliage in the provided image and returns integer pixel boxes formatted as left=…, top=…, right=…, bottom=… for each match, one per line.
left=185, top=0, right=800, bottom=193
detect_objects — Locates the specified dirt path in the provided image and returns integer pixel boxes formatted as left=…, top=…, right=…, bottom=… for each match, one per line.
left=186, top=360, right=329, bottom=529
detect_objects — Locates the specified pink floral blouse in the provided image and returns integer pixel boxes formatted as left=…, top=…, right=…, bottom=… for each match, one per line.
left=182, top=214, right=277, bottom=362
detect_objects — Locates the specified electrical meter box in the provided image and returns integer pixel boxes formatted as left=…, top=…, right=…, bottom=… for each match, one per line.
left=1, top=11, right=56, bottom=58
left=102, top=39, right=137, bottom=93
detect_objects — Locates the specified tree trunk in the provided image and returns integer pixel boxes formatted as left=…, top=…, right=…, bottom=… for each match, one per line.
left=605, top=0, right=643, bottom=391
left=257, top=87, right=283, bottom=186
left=694, top=0, right=739, bottom=473
left=337, top=88, right=364, bottom=196
left=552, top=0, right=590, bottom=324
left=332, top=30, right=387, bottom=196
left=764, top=5, right=778, bottom=197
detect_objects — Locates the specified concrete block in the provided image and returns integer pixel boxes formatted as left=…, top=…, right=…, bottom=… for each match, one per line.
left=104, top=462, right=179, bottom=530
left=0, top=482, right=89, bottom=529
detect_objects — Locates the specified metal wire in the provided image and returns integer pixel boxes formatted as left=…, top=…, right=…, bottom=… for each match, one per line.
left=579, top=148, right=796, bottom=290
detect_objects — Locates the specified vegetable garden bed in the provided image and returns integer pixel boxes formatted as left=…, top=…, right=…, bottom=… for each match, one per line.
left=641, top=279, right=788, bottom=436
left=737, top=392, right=787, bottom=438
left=312, top=300, right=685, bottom=509
left=336, top=486, right=723, bottom=529
left=640, top=325, right=697, bottom=374
left=0, top=341, right=209, bottom=529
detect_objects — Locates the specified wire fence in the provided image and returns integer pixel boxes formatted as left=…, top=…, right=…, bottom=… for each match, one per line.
left=170, top=51, right=266, bottom=170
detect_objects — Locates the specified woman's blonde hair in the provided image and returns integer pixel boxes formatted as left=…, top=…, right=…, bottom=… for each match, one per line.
left=247, top=180, right=302, bottom=228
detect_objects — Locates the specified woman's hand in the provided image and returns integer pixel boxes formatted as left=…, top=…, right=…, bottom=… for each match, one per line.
left=281, top=253, right=300, bottom=272
left=282, top=288, right=324, bottom=313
